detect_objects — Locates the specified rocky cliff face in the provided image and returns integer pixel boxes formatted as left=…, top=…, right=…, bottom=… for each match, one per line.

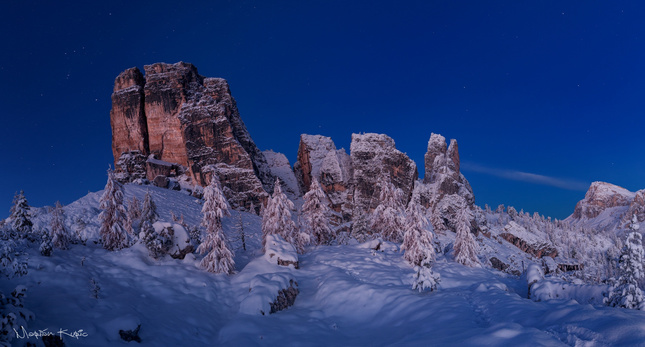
left=294, top=135, right=353, bottom=219
left=350, top=133, right=418, bottom=237
left=623, top=190, right=645, bottom=226
left=111, top=68, right=148, bottom=161
left=418, top=133, right=478, bottom=234
left=571, top=182, right=634, bottom=220
left=568, top=181, right=644, bottom=230
left=110, top=62, right=271, bottom=208
left=263, top=150, right=301, bottom=201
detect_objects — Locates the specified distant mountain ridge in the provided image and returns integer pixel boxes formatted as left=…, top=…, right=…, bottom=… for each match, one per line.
left=111, top=62, right=644, bottom=243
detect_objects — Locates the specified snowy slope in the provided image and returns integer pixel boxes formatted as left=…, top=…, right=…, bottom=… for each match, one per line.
left=3, top=184, right=645, bottom=346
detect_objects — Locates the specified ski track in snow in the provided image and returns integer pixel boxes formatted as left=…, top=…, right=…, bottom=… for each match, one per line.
left=3, top=184, right=645, bottom=346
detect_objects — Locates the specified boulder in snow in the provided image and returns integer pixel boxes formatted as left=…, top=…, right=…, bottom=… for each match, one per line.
left=264, top=234, right=299, bottom=269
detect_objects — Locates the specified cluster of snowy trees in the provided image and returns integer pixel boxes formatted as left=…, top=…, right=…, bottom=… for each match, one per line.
left=1, top=192, right=34, bottom=345
left=485, top=204, right=623, bottom=283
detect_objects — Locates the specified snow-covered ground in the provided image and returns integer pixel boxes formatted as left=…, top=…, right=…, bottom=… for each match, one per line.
left=3, top=184, right=645, bottom=346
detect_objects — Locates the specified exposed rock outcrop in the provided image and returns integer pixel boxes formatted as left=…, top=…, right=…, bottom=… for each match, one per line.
left=270, top=279, right=299, bottom=314
left=350, top=133, right=418, bottom=237
left=418, top=134, right=478, bottom=234
left=623, top=189, right=645, bottom=226
left=294, top=134, right=352, bottom=219
left=498, top=221, right=558, bottom=259
left=114, top=150, right=148, bottom=183
left=111, top=67, right=148, bottom=162
left=567, top=182, right=645, bottom=232
left=263, top=150, right=301, bottom=201
left=110, top=62, right=271, bottom=208
left=571, top=182, right=634, bottom=220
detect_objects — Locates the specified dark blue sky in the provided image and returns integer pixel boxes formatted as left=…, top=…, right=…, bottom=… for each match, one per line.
left=1, top=1, right=644, bottom=219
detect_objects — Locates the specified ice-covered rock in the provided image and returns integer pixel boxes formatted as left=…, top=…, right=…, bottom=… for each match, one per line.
left=417, top=133, right=478, bottom=234
left=263, top=150, right=301, bottom=200
left=114, top=150, right=148, bottom=183
left=350, top=133, right=418, bottom=237
left=239, top=273, right=299, bottom=315
left=264, top=234, right=299, bottom=269
left=499, top=221, right=557, bottom=259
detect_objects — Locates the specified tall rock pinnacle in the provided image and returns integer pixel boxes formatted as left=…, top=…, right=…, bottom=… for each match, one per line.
left=110, top=62, right=272, bottom=208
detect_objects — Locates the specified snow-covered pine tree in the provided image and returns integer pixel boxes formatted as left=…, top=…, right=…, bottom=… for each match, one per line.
left=1, top=286, right=34, bottom=346
left=301, top=177, right=334, bottom=246
left=605, top=214, right=645, bottom=310
left=125, top=196, right=142, bottom=241
left=430, top=208, right=447, bottom=235
left=370, top=177, right=405, bottom=242
left=262, top=178, right=298, bottom=252
left=402, top=202, right=435, bottom=266
left=39, top=228, right=53, bottom=256
left=139, top=190, right=170, bottom=259
left=128, top=196, right=142, bottom=221
left=401, top=202, right=440, bottom=291
left=141, top=189, right=158, bottom=226
left=231, top=211, right=250, bottom=252
left=50, top=201, right=69, bottom=250
left=98, top=169, right=129, bottom=251
left=453, top=200, right=480, bottom=267
left=0, top=236, right=28, bottom=279
left=9, top=190, right=32, bottom=240
left=197, top=174, right=235, bottom=274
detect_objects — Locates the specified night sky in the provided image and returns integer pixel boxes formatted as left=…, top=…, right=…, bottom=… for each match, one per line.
left=2, top=1, right=644, bottom=219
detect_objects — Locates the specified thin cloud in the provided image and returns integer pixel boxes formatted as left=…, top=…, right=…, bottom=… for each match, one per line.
left=461, top=162, right=590, bottom=191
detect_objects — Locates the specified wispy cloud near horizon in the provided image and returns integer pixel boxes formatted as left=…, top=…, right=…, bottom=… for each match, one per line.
left=461, top=162, right=590, bottom=191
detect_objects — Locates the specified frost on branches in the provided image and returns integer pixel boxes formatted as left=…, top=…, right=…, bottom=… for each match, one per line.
left=197, top=175, right=235, bottom=274
left=370, top=177, right=405, bottom=243
left=401, top=201, right=440, bottom=292
left=453, top=200, right=480, bottom=267
left=301, top=178, right=334, bottom=246
left=605, top=215, right=645, bottom=310
left=0, top=235, right=27, bottom=279
left=50, top=201, right=69, bottom=250
left=39, top=228, right=53, bottom=257
left=139, top=190, right=170, bottom=259
left=98, top=169, right=129, bottom=251
left=125, top=195, right=142, bottom=242
left=262, top=178, right=302, bottom=253
left=9, top=190, right=32, bottom=240
left=1, top=286, right=34, bottom=346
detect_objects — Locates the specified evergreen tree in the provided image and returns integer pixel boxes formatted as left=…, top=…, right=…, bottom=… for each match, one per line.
left=128, top=196, right=142, bottom=220
left=262, top=178, right=298, bottom=252
left=139, top=189, right=172, bottom=259
left=125, top=196, right=142, bottom=241
left=9, top=191, right=32, bottom=240
left=370, top=178, right=405, bottom=242
left=39, top=228, right=53, bottom=256
left=98, top=169, right=129, bottom=251
left=231, top=211, right=250, bottom=251
left=401, top=202, right=440, bottom=291
left=301, top=178, right=334, bottom=246
left=197, top=174, right=235, bottom=274
left=0, top=235, right=28, bottom=278
left=430, top=207, right=447, bottom=235
left=50, top=201, right=69, bottom=250
left=454, top=200, right=480, bottom=267
left=401, top=203, right=436, bottom=266
left=606, top=215, right=644, bottom=310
